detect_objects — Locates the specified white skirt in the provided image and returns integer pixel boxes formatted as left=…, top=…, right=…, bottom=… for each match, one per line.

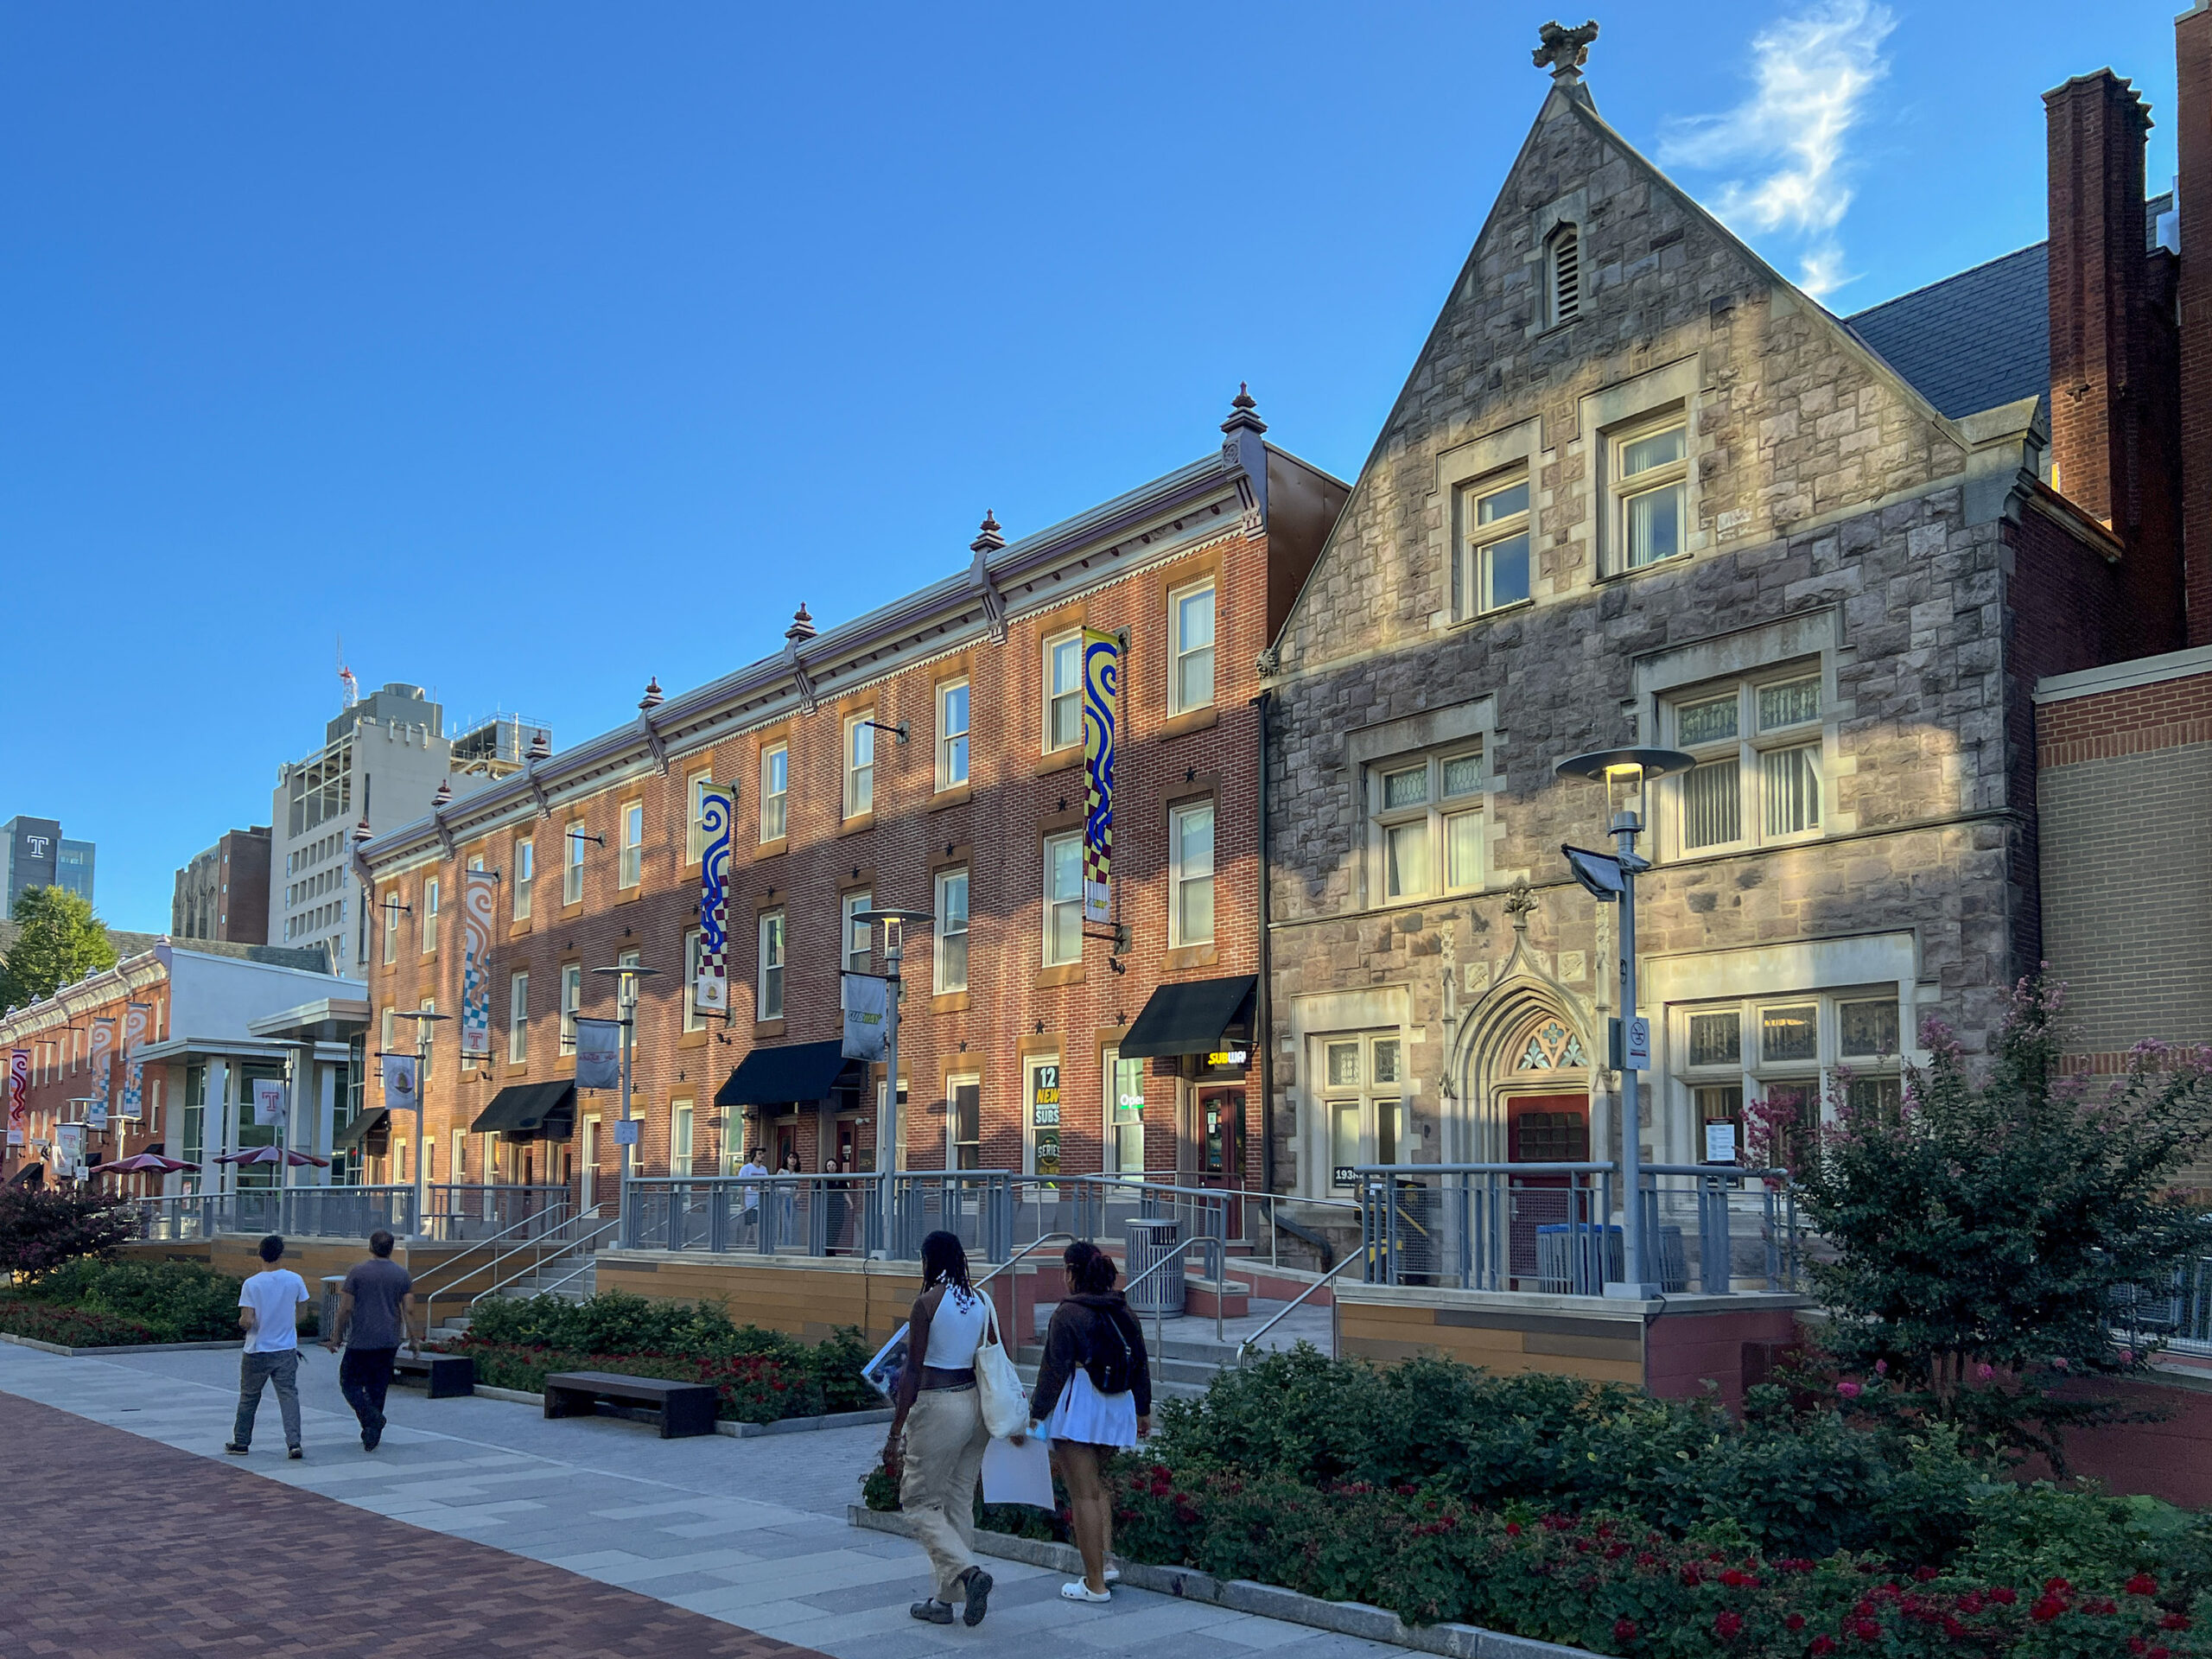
left=1043, top=1365, right=1139, bottom=1449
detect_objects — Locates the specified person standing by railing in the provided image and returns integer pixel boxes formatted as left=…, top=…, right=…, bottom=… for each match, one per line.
left=737, top=1147, right=766, bottom=1243
left=1030, top=1239, right=1151, bottom=1602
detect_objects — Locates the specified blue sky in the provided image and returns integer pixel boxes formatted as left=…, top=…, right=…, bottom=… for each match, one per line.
left=0, top=3, right=2181, bottom=931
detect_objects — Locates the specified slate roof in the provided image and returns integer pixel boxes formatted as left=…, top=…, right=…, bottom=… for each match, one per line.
left=1843, top=194, right=2171, bottom=424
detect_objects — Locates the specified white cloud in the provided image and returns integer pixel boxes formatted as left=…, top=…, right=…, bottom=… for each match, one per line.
left=1657, top=0, right=1896, bottom=298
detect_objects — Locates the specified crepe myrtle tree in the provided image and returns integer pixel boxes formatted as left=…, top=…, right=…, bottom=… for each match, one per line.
left=0, top=1185, right=133, bottom=1278
left=1751, top=974, right=2212, bottom=1470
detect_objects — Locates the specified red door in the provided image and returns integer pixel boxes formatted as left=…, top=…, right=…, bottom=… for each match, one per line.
left=1506, top=1094, right=1589, bottom=1285
left=1196, top=1086, right=1245, bottom=1238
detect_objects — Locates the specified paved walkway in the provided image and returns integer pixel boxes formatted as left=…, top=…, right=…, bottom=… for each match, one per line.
left=0, top=1344, right=1396, bottom=1659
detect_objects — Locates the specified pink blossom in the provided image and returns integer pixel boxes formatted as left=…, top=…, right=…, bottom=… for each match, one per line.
left=1873, top=1360, right=1887, bottom=1376
left=2051, top=1357, right=2070, bottom=1373
left=1837, top=1380, right=1862, bottom=1399
left=2118, top=1348, right=2135, bottom=1366
left=1977, top=1363, right=1994, bottom=1380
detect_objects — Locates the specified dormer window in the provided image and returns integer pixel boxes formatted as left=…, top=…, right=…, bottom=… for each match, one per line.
left=1547, top=224, right=1581, bottom=326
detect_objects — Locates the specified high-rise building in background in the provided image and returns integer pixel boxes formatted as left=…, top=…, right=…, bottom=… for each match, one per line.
left=172, top=827, right=272, bottom=944
left=2, top=817, right=94, bottom=913
left=269, top=681, right=544, bottom=978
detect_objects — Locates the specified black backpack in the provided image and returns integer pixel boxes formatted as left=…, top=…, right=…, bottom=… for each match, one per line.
left=1082, top=1304, right=1135, bottom=1396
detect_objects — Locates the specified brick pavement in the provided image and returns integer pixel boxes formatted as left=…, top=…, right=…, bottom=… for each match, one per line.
left=0, top=1388, right=822, bottom=1659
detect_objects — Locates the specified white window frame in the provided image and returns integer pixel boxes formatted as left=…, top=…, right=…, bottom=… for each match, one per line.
left=1672, top=987, right=1904, bottom=1164
left=759, top=910, right=785, bottom=1021
left=422, top=878, right=440, bottom=955
left=1318, top=1031, right=1407, bottom=1192
left=563, top=824, right=585, bottom=906
left=1045, top=632, right=1083, bottom=753
left=1169, top=800, right=1216, bottom=947
left=1369, top=749, right=1485, bottom=903
left=1664, top=667, right=1827, bottom=858
left=686, top=771, right=713, bottom=864
left=514, top=837, right=533, bottom=920
left=844, top=715, right=875, bottom=819
left=508, top=969, right=529, bottom=1065
left=381, top=891, right=398, bottom=964
left=1103, top=1047, right=1145, bottom=1176
left=618, top=801, right=644, bottom=889
left=1455, top=473, right=1532, bottom=620
left=560, top=963, right=582, bottom=1056
left=683, top=927, right=704, bottom=1032
left=1169, top=581, right=1217, bottom=715
left=1042, top=833, right=1081, bottom=966
left=760, top=745, right=788, bottom=842
left=1608, top=412, right=1690, bottom=574
left=672, top=1097, right=695, bottom=1169
left=949, top=1072, right=982, bottom=1171
left=842, top=889, right=874, bottom=975
left=934, top=867, right=969, bottom=994
left=938, top=680, right=970, bottom=790
left=1547, top=222, right=1581, bottom=326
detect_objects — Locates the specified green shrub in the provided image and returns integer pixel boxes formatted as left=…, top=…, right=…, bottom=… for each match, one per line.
left=0, top=1297, right=161, bottom=1349
left=22, top=1258, right=245, bottom=1343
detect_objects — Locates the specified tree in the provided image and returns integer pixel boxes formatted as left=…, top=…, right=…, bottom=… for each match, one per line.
left=0, top=886, right=117, bottom=1010
left=1754, top=976, right=2212, bottom=1470
left=0, top=1185, right=132, bottom=1276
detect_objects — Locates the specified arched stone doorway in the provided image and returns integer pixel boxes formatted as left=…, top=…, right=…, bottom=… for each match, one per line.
left=1446, top=950, right=1599, bottom=1169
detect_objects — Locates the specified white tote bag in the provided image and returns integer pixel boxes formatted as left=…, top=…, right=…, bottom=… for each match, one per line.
left=973, top=1300, right=1028, bottom=1440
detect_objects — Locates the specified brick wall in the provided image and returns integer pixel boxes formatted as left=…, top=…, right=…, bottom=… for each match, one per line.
left=371, top=525, right=1275, bottom=1195
left=2036, top=657, right=2212, bottom=1066
left=2177, top=4, right=2212, bottom=645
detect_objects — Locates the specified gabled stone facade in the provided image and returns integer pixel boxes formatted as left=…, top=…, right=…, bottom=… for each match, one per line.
left=1262, top=75, right=2164, bottom=1202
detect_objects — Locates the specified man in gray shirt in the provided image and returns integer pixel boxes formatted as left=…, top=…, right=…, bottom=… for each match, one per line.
left=324, top=1230, right=414, bottom=1452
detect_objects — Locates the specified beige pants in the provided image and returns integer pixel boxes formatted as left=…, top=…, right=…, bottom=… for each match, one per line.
left=899, top=1386, right=989, bottom=1599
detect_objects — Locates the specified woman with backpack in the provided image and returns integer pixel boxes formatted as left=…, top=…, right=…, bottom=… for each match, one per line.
left=883, top=1230, right=997, bottom=1628
left=1029, top=1239, right=1152, bottom=1603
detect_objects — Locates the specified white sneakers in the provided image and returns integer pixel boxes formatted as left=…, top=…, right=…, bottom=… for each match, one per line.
left=1061, top=1582, right=1113, bottom=1603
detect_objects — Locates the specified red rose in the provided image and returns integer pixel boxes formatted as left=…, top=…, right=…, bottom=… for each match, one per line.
left=1504, top=1522, right=1521, bottom=1536
left=1713, top=1611, right=1743, bottom=1639
left=1809, top=1639, right=1836, bottom=1656
left=1913, top=1566, right=1938, bottom=1582
left=1785, top=1614, right=1806, bottom=1632
left=2031, top=1597, right=2065, bottom=1624
left=2162, top=1612, right=2191, bottom=1631
left=2127, top=1574, right=2159, bottom=1597
left=1612, top=1618, right=1637, bottom=1643
left=1990, top=1587, right=2017, bottom=1605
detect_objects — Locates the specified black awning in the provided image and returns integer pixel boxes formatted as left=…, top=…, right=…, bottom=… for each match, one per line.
left=471, top=1082, right=577, bottom=1137
left=1121, top=975, right=1258, bottom=1059
left=332, top=1108, right=389, bottom=1151
left=715, top=1039, right=859, bottom=1109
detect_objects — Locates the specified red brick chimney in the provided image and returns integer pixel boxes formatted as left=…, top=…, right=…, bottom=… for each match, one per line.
left=2178, top=4, right=2212, bottom=643
left=2046, top=68, right=2185, bottom=650
left=2046, top=71, right=2151, bottom=532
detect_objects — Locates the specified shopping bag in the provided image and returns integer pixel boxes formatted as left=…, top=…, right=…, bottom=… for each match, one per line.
left=974, top=1303, right=1029, bottom=1439
left=981, top=1432, right=1054, bottom=1508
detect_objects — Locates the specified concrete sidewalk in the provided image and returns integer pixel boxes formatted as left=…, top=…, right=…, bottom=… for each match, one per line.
left=0, top=1343, right=1397, bottom=1659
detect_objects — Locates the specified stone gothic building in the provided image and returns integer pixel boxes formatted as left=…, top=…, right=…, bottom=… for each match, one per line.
left=1260, top=39, right=2192, bottom=1201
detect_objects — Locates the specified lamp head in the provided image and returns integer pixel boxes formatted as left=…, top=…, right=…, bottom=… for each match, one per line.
left=1554, top=747, right=1698, bottom=836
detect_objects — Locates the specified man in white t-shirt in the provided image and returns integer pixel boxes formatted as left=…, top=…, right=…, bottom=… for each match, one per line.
left=737, top=1149, right=767, bottom=1239
left=226, top=1234, right=310, bottom=1459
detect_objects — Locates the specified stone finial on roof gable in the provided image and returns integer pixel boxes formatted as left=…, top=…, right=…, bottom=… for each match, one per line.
left=1534, top=19, right=1599, bottom=83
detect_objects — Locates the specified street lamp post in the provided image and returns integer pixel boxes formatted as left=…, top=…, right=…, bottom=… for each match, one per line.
left=852, top=906, right=934, bottom=1256
left=390, top=1008, right=451, bottom=1236
left=1554, top=746, right=1696, bottom=1300
left=591, top=964, right=660, bottom=1228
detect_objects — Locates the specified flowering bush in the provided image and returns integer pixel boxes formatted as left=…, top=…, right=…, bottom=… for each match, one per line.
left=0, top=1297, right=162, bottom=1349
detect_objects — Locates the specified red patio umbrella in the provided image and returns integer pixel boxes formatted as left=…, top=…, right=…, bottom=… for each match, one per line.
left=214, top=1147, right=331, bottom=1168
left=88, top=1153, right=195, bottom=1174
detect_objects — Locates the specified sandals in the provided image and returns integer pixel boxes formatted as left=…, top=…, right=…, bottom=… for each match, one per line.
left=909, top=1599, right=954, bottom=1624
left=961, top=1567, right=994, bottom=1626
left=1061, top=1580, right=1113, bottom=1603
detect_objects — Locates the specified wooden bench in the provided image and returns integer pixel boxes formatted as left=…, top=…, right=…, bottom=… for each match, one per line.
left=392, top=1352, right=474, bottom=1398
left=543, top=1370, right=719, bottom=1439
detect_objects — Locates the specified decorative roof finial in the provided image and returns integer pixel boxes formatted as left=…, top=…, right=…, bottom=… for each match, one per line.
left=1220, top=382, right=1268, bottom=436
left=1503, top=877, right=1539, bottom=933
left=970, top=512, right=1006, bottom=556
left=527, top=729, right=552, bottom=760
left=1533, top=19, right=1599, bottom=83
left=432, top=779, right=452, bottom=809
left=785, top=603, right=817, bottom=643
left=639, top=677, right=664, bottom=711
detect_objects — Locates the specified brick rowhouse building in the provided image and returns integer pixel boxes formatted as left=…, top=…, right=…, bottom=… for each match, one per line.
left=1258, top=26, right=2209, bottom=1204
left=353, top=399, right=1344, bottom=1203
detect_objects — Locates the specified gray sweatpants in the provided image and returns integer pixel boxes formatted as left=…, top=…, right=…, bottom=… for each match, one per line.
left=233, top=1349, right=302, bottom=1450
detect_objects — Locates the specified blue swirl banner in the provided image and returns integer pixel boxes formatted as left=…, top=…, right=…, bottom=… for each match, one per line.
left=1082, top=629, right=1119, bottom=925
left=696, top=785, right=734, bottom=1013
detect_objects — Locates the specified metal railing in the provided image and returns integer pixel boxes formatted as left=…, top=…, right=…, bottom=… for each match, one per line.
left=421, top=1184, right=569, bottom=1242
left=123, top=1183, right=576, bottom=1245
left=416, top=1199, right=587, bottom=1340
left=1122, top=1231, right=1229, bottom=1354
left=2113, top=1255, right=2212, bottom=1358
left=623, top=1173, right=890, bottom=1258
left=1355, top=1162, right=1800, bottom=1295
left=464, top=1213, right=626, bottom=1319
left=1236, top=1252, right=1362, bottom=1365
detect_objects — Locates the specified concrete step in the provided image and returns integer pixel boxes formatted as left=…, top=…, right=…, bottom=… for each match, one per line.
left=1013, top=1361, right=1211, bottom=1403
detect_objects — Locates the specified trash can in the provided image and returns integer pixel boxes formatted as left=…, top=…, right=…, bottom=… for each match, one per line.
left=1124, top=1217, right=1185, bottom=1319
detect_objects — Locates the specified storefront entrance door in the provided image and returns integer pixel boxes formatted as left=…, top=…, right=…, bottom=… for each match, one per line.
left=1196, top=1086, right=1245, bottom=1236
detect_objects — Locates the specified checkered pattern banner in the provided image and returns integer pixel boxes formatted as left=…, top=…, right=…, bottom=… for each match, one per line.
left=696, top=786, right=733, bottom=1014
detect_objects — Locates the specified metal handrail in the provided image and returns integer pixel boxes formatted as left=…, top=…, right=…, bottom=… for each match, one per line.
left=462, top=1214, right=625, bottom=1319
left=973, top=1231, right=1076, bottom=1294
left=415, top=1200, right=579, bottom=1342
left=1236, top=1251, right=1360, bottom=1365
left=497, top=1217, right=625, bottom=1305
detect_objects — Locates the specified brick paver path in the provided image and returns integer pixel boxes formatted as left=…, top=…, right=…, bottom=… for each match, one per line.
left=0, top=1389, right=824, bottom=1659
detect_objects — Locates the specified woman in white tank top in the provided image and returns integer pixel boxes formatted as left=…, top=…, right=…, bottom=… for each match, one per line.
left=884, top=1230, right=996, bottom=1629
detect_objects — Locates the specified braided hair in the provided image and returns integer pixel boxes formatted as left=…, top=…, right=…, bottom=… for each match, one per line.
left=920, top=1230, right=975, bottom=1299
